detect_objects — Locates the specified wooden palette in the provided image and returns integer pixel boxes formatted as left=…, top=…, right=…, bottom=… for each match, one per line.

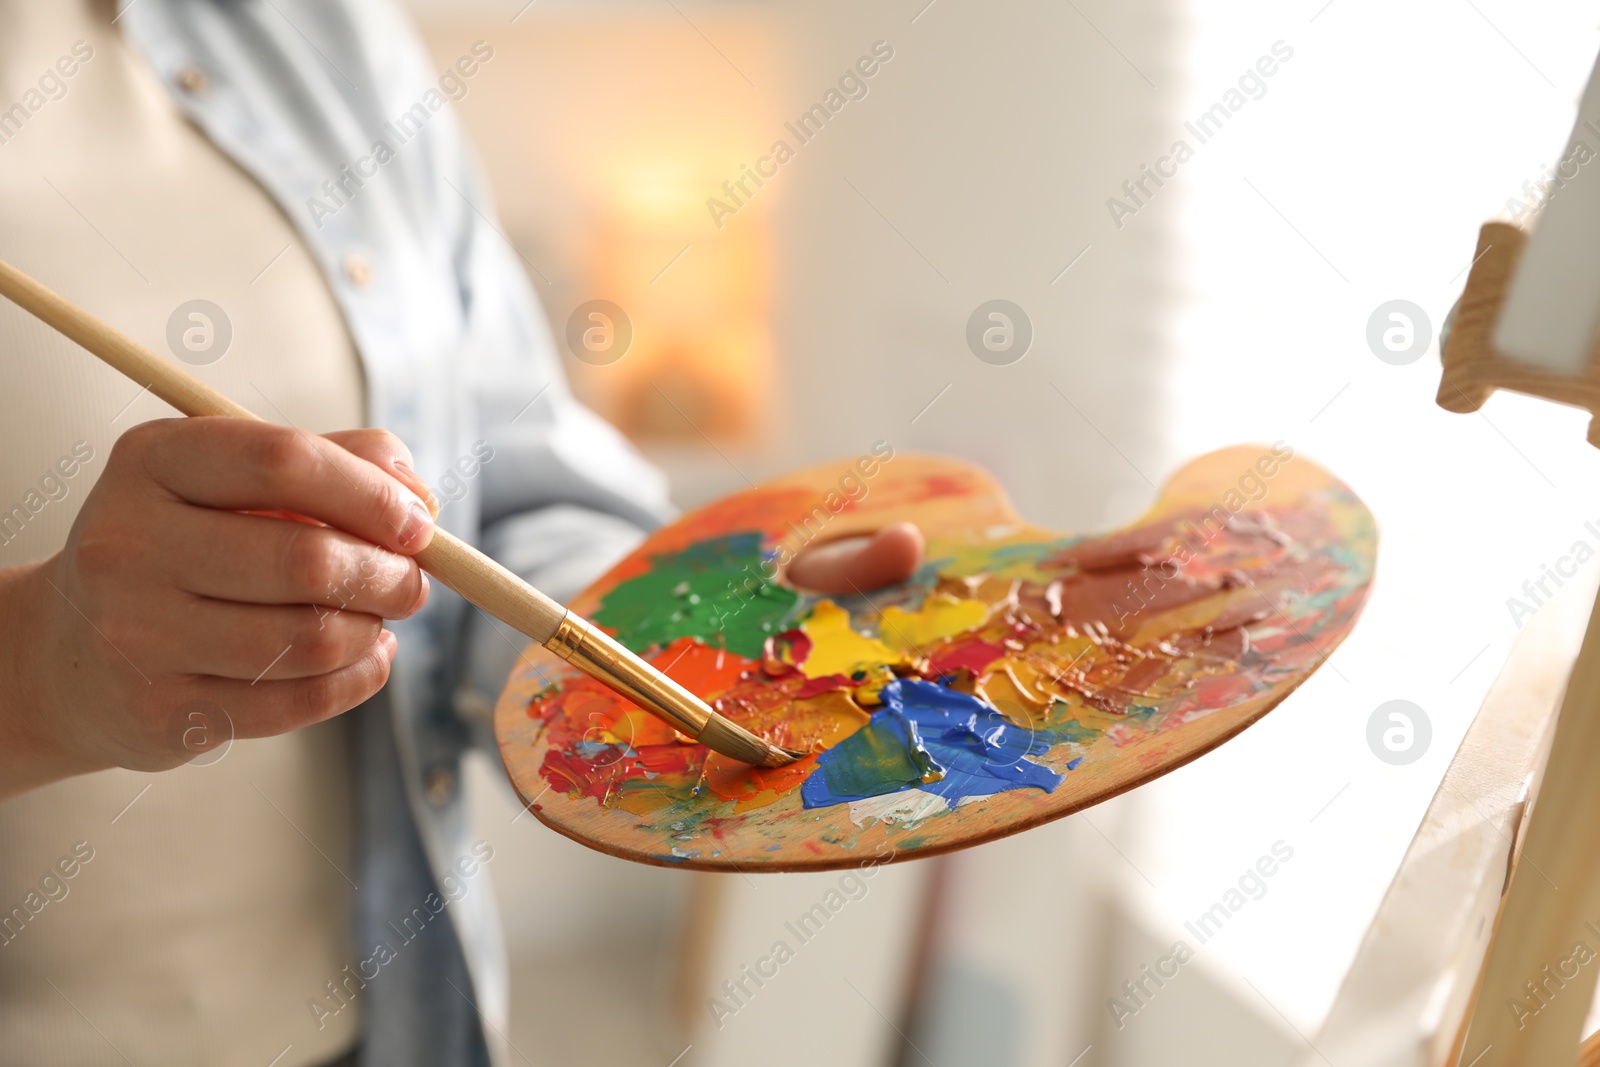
left=493, top=446, right=1376, bottom=872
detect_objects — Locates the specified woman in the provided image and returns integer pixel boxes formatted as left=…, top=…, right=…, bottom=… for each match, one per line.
left=0, top=2, right=920, bottom=1064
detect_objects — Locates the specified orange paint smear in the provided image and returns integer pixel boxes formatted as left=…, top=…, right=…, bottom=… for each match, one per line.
left=656, top=635, right=750, bottom=696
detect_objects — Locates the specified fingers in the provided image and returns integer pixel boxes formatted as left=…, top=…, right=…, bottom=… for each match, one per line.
left=159, top=506, right=428, bottom=619
left=323, top=428, right=440, bottom=518
left=786, top=522, right=925, bottom=594
left=163, top=597, right=385, bottom=681
left=124, top=418, right=434, bottom=554
left=200, top=629, right=398, bottom=738
left=45, top=419, right=431, bottom=774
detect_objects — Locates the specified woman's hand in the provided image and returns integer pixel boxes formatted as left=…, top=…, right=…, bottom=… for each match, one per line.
left=0, top=416, right=927, bottom=800
left=0, top=418, right=439, bottom=798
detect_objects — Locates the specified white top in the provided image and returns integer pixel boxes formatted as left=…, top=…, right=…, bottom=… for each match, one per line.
left=0, top=2, right=367, bottom=1064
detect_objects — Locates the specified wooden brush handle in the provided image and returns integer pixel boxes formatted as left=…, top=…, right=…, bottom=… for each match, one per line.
left=413, top=527, right=564, bottom=643
left=0, top=257, right=256, bottom=421
left=0, top=257, right=567, bottom=644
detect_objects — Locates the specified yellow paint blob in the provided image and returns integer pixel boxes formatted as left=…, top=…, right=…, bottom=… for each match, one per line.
left=976, top=661, right=1053, bottom=724
left=798, top=600, right=902, bottom=679
left=878, top=593, right=992, bottom=652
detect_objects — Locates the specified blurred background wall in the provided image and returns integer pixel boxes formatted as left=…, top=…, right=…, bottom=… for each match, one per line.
left=411, top=1, right=1600, bottom=1064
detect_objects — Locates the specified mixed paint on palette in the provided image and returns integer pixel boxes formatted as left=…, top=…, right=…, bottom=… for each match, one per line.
left=513, top=451, right=1376, bottom=865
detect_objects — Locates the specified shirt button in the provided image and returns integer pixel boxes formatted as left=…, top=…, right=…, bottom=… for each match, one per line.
left=175, top=66, right=209, bottom=94
left=342, top=253, right=375, bottom=288
left=425, top=765, right=457, bottom=806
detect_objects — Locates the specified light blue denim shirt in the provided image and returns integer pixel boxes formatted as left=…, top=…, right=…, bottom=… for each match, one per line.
left=118, top=2, right=672, bottom=1063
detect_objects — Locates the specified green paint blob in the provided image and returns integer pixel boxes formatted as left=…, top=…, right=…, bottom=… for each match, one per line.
left=1053, top=717, right=1099, bottom=744
left=799, top=710, right=944, bottom=804
left=592, top=532, right=798, bottom=659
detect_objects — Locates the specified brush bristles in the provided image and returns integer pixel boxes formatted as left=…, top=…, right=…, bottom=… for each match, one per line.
left=698, top=715, right=802, bottom=769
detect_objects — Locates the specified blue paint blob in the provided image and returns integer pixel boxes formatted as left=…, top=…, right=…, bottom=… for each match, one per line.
left=800, top=679, right=1066, bottom=809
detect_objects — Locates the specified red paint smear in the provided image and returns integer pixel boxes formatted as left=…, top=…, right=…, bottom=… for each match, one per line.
left=763, top=629, right=812, bottom=674
left=928, top=637, right=1006, bottom=676
left=793, top=674, right=854, bottom=697
left=539, top=748, right=621, bottom=802
left=537, top=741, right=707, bottom=806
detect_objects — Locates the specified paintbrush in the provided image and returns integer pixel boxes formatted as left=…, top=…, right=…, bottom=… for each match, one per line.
left=0, top=257, right=800, bottom=769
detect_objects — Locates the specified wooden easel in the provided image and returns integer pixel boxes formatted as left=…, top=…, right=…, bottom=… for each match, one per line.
left=1307, top=220, right=1600, bottom=1066
left=1442, top=222, right=1600, bottom=1067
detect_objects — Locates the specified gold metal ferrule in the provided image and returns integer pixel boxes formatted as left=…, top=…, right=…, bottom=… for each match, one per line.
left=542, top=612, right=711, bottom=738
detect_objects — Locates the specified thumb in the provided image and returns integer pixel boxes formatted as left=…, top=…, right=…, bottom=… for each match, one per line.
left=785, top=523, right=924, bottom=594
